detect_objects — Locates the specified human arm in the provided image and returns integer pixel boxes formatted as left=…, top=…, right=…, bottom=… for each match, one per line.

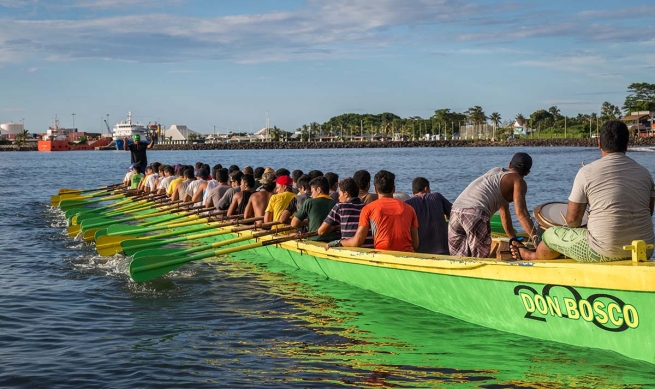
left=513, top=178, right=536, bottom=239
left=565, top=201, right=587, bottom=228
left=410, top=227, right=419, bottom=251
left=147, top=138, right=155, bottom=149
left=340, top=225, right=369, bottom=247
left=498, top=203, right=515, bottom=239
left=227, top=192, right=241, bottom=216
left=123, top=137, right=128, bottom=151
left=318, top=222, right=335, bottom=236
left=191, top=182, right=206, bottom=204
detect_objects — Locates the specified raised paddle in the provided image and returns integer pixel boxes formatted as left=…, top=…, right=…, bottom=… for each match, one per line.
left=72, top=195, right=174, bottom=225
left=57, top=183, right=122, bottom=195
left=105, top=209, right=232, bottom=236
left=95, top=216, right=264, bottom=256
left=130, top=231, right=318, bottom=282
left=59, top=194, right=126, bottom=213
left=118, top=218, right=273, bottom=256
left=131, top=225, right=295, bottom=261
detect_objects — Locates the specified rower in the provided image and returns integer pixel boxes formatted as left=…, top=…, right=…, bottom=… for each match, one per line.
left=511, top=121, right=655, bottom=262
left=227, top=173, right=255, bottom=217
left=405, top=177, right=452, bottom=255
left=448, top=152, right=536, bottom=258
left=290, top=176, right=338, bottom=241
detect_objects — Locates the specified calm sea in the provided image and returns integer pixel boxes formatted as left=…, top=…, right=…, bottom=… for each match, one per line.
left=1, top=147, right=654, bottom=388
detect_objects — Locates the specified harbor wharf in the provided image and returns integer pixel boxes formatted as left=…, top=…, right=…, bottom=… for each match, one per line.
left=4, top=136, right=655, bottom=151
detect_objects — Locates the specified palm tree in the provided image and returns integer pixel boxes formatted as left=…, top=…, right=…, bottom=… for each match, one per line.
left=465, top=106, right=487, bottom=124
left=515, top=113, right=526, bottom=122
left=301, top=124, right=309, bottom=142
left=489, top=112, right=502, bottom=128
left=14, top=129, right=30, bottom=146
left=548, top=106, right=561, bottom=120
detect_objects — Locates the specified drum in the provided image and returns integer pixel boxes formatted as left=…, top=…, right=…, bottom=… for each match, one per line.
left=533, top=202, right=588, bottom=229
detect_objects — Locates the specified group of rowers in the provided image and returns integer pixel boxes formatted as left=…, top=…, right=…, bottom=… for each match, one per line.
left=122, top=120, right=655, bottom=263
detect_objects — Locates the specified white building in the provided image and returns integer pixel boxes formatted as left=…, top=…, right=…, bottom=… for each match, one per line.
left=1, top=122, right=24, bottom=135
left=164, top=125, right=202, bottom=141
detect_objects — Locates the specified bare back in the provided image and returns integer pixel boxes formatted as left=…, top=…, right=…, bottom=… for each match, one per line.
left=246, top=191, right=273, bottom=219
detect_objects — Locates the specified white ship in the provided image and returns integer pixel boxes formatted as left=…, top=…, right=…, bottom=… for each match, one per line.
left=112, top=111, right=150, bottom=150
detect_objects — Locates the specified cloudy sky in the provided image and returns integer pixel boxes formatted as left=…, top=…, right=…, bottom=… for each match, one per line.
left=0, top=0, right=653, bottom=133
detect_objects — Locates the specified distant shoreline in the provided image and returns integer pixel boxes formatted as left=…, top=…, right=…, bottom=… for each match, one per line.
left=4, top=137, right=655, bottom=152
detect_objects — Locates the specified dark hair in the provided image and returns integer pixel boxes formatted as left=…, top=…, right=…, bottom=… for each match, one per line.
left=228, top=165, right=240, bottom=174
left=241, top=173, right=255, bottom=189
left=291, top=169, right=304, bottom=182
left=211, top=164, right=222, bottom=180
left=338, top=178, right=359, bottom=198
left=157, top=164, right=166, bottom=173
left=197, top=168, right=210, bottom=179
left=254, top=167, right=265, bottom=179
left=412, top=177, right=430, bottom=194
left=308, top=170, right=323, bottom=180
left=151, top=162, right=161, bottom=173
left=373, top=170, right=395, bottom=194
left=164, top=165, right=175, bottom=175
left=217, top=168, right=229, bottom=183
left=276, top=168, right=291, bottom=177
left=261, top=180, right=276, bottom=192
left=324, top=172, right=339, bottom=189
left=145, top=165, right=154, bottom=172
left=133, top=164, right=141, bottom=172
left=297, top=174, right=311, bottom=191
left=202, top=163, right=210, bottom=172
left=243, top=166, right=254, bottom=175
left=230, top=170, right=244, bottom=185
left=195, top=162, right=203, bottom=169
left=309, top=176, right=330, bottom=194
left=353, top=170, right=371, bottom=191
left=183, top=166, right=195, bottom=179
left=600, top=120, right=629, bottom=153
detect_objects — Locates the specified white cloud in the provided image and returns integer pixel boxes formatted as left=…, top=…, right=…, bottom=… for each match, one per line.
left=27, top=66, right=37, bottom=72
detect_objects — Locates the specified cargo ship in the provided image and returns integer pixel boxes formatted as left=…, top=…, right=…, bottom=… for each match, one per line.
left=38, top=115, right=109, bottom=152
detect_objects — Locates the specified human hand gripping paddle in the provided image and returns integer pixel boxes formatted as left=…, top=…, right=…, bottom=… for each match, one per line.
left=95, top=216, right=265, bottom=256
left=129, top=230, right=318, bottom=283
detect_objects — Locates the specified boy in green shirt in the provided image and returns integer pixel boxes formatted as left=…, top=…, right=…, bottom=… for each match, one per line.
left=130, top=164, right=144, bottom=190
left=291, top=176, right=339, bottom=242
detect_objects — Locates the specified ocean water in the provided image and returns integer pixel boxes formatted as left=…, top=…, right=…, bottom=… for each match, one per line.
left=1, top=147, right=654, bottom=388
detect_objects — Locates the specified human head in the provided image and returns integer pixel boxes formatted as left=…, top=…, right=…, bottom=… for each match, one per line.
left=197, top=167, right=210, bottom=180
left=195, top=162, right=203, bottom=171
left=163, top=165, right=174, bottom=176
left=308, top=170, right=324, bottom=180
left=276, top=168, right=291, bottom=177
left=174, top=164, right=182, bottom=176
left=338, top=178, right=359, bottom=199
left=151, top=162, right=161, bottom=173
left=211, top=164, right=222, bottom=181
left=132, top=134, right=141, bottom=142
left=600, top=120, right=629, bottom=153
left=228, top=165, right=240, bottom=174
left=309, top=176, right=330, bottom=197
left=183, top=166, right=195, bottom=179
left=353, top=170, right=371, bottom=192
left=230, top=171, right=244, bottom=186
left=216, top=168, right=229, bottom=184
left=275, top=175, right=293, bottom=193
left=259, top=172, right=277, bottom=192
left=297, top=174, right=311, bottom=193
left=373, top=170, right=395, bottom=195
left=291, top=169, right=304, bottom=186
left=509, top=153, right=532, bottom=176
left=411, top=177, right=430, bottom=195
left=243, top=166, right=253, bottom=175
left=157, top=164, right=165, bottom=174
left=145, top=165, right=154, bottom=175
left=324, top=172, right=339, bottom=191
left=241, top=173, right=255, bottom=190
left=254, top=167, right=265, bottom=180
left=132, top=164, right=141, bottom=173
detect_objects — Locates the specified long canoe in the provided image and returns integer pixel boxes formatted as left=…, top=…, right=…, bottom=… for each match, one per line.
left=58, top=192, right=655, bottom=365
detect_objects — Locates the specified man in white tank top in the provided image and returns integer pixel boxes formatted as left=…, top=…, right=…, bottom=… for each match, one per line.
left=449, top=152, right=537, bottom=258
left=512, top=121, right=655, bottom=262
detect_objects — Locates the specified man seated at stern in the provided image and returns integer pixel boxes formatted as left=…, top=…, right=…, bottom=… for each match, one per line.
left=511, top=120, right=655, bottom=262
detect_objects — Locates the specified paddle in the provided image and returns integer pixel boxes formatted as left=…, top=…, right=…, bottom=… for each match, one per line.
left=59, top=194, right=127, bottom=213
left=57, top=183, right=122, bottom=195
left=95, top=216, right=263, bottom=256
left=72, top=195, right=173, bottom=225
left=131, top=225, right=295, bottom=260
left=130, top=231, right=317, bottom=282
left=105, top=210, right=231, bottom=236
left=118, top=218, right=273, bottom=256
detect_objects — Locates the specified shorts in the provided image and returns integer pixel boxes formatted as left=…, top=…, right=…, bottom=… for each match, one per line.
left=542, top=227, right=627, bottom=263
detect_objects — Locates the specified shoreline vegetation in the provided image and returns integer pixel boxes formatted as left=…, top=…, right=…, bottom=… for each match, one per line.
left=5, top=136, right=655, bottom=152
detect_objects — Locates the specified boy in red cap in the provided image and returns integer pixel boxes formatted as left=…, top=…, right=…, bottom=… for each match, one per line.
left=264, top=175, right=296, bottom=223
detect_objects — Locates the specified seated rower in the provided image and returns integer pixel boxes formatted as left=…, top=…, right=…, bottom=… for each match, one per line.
left=279, top=174, right=311, bottom=224
left=244, top=172, right=276, bottom=224
left=291, top=177, right=339, bottom=241
left=227, top=173, right=255, bottom=217
left=340, top=170, right=419, bottom=252
left=405, top=177, right=452, bottom=255
left=157, top=165, right=176, bottom=195
left=511, top=120, right=655, bottom=262
left=216, top=171, right=243, bottom=211
left=205, top=168, right=231, bottom=208
left=186, top=167, right=210, bottom=204
left=129, top=164, right=143, bottom=190
left=264, top=175, right=296, bottom=224
left=353, top=169, right=378, bottom=205
left=320, top=177, right=374, bottom=249
left=171, top=166, right=194, bottom=202
left=449, top=152, right=536, bottom=258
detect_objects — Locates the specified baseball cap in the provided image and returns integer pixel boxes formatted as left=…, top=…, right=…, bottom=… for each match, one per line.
left=510, top=152, right=532, bottom=175
left=129, top=163, right=136, bottom=171
left=132, top=134, right=141, bottom=141
left=276, top=175, right=293, bottom=188
left=259, top=172, right=276, bottom=184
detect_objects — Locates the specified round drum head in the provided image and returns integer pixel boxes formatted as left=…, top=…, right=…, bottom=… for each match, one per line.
left=534, top=202, right=588, bottom=229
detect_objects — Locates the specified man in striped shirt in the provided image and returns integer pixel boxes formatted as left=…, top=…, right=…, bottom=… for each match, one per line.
left=319, top=177, right=374, bottom=249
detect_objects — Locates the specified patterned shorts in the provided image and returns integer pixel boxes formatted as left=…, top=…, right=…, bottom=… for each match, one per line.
left=448, top=208, right=491, bottom=258
left=542, top=227, right=627, bottom=262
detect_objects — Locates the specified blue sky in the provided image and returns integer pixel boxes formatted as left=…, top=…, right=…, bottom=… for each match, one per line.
left=0, top=0, right=653, bottom=134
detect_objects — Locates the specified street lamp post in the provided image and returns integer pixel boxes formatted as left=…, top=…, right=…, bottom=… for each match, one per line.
left=72, top=113, right=76, bottom=132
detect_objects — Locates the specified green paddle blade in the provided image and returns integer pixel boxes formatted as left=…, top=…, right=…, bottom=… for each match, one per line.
left=122, top=239, right=181, bottom=256
left=130, top=254, right=188, bottom=283
left=93, top=228, right=109, bottom=241
left=131, top=248, right=181, bottom=261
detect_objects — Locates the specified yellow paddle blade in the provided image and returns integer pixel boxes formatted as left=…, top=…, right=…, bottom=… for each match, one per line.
left=58, top=188, right=83, bottom=194
left=67, top=224, right=81, bottom=237
left=71, top=214, right=79, bottom=225
left=83, top=228, right=102, bottom=242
